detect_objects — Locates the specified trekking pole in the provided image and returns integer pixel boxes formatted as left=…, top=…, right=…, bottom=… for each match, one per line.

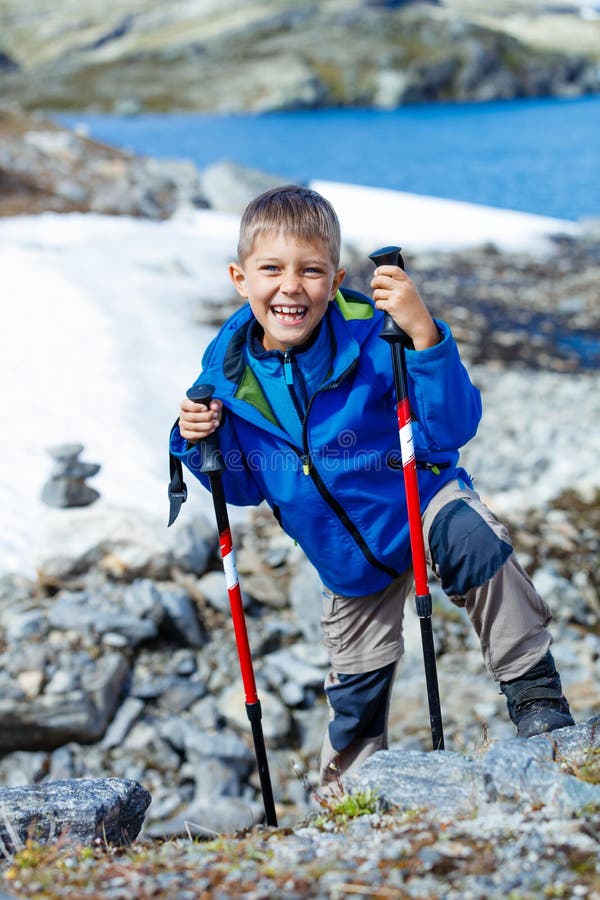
left=369, top=246, right=445, bottom=751
left=186, top=383, right=278, bottom=826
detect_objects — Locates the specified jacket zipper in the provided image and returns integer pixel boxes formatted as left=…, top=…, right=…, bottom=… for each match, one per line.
left=296, top=359, right=400, bottom=580
left=283, top=349, right=306, bottom=424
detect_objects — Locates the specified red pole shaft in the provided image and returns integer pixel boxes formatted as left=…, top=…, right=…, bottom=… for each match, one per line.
left=396, top=396, right=429, bottom=596
left=218, top=527, right=259, bottom=706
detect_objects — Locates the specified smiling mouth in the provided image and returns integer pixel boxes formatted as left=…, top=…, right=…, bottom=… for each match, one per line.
left=271, top=305, right=307, bottom=323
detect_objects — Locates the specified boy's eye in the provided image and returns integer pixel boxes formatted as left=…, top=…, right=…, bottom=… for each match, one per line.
left=260, top=265, right=279, bottom=272
left=304, top=266, right=323, bottom=274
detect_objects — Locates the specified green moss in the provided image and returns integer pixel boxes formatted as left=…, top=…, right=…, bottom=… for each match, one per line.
left=572, top=746, right=600, bottom=785
left=312, top=788, right=380, bottom=828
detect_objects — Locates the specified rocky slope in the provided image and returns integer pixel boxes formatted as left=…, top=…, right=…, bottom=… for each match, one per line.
left=0, top=0, right=599, bottom=113
left=0, top=102, right=208, bottom=217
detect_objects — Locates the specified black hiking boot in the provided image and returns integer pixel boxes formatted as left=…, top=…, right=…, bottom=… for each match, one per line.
left=500, top=650, right=575, bottom=738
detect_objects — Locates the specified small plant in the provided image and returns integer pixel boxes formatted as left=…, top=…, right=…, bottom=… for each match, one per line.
left=312, top=780, right=380, bottom=829
left=568, top=746, right=600, bottom=785
left=290, top=756, right=381, bottom=829
left=555, top=721, right=600, bottom=787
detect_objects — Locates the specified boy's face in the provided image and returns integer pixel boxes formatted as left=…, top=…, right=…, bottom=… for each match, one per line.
left=229, top=231, right=345, bottom=353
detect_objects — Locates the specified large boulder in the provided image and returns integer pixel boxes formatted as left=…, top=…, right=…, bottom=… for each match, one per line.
left=0, top=778, right=151, bottom=851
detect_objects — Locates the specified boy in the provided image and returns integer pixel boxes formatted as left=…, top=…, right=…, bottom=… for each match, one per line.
left=170, top=185, right=574, bottom=784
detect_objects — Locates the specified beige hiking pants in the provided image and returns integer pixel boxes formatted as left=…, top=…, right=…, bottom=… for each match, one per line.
left=319, top=479, right=553, bottom=784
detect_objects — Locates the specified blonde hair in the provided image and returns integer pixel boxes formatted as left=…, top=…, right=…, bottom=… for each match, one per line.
left=237, top=185, right=341, bottom=267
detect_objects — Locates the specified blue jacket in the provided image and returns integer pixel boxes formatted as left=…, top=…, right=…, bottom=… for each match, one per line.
left=170, top=288, right=482, bottom=596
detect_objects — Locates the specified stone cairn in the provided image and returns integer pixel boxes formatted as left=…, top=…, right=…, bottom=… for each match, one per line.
left=41, top=443, right=100, bottom=508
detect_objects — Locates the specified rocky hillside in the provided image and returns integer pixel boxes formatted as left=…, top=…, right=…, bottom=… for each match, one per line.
left=0, top=0, right=599, bottom=113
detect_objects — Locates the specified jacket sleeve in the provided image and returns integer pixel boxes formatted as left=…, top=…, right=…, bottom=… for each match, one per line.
left=404, top=319, right=482, bottom=451
left=169, top=414, right=266, bottom=507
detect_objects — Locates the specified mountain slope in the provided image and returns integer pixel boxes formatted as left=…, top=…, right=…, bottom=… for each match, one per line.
left=0, top=0, right=599, bottom=112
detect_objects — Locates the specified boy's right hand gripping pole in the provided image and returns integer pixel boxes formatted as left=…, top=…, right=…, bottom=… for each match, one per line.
left=369, top=247, right=445, bottom=752
left=187, top=383, right=278, bottom=826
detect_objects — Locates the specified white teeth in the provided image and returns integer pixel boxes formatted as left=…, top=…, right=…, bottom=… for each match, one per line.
left=272, top=306, right=306, bottom=315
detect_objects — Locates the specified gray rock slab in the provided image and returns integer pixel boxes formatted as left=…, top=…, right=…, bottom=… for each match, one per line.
left=41, top=480, right=100, bottom=509
left=156, top=585, right=206, bottom=648
left=47, top=443, right=84, bottom=462
left=345, top=749, right=481, bottom=818
left=168, top=514, right=214, bottom=575
left=198, top=160, right=283, bottom=214
left=263, top=647, right=327, bottom=690
left=0, top=652, right=129, bottom=751
left=347, top=720, right=600, bottom=822
left=0, top=778, right=150, bottom=851
left=101, top=697, right=145, bottom=750
left=482, top=735, right=600, bottom=816
left=529, top=714, right=600, bottom=758
left=48, top=587, right=161, bottom=647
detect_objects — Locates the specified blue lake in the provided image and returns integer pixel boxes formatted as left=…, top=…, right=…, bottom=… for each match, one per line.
left=58, top=96, right=600, bottom=221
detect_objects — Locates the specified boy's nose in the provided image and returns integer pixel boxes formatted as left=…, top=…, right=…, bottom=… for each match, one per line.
left=280, top=273, right=302, bottom=294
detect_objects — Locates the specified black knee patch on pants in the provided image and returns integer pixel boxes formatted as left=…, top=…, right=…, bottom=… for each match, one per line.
left=326, top=662, right=395, bottom=753
left=429, top=499, right=512, bottom=597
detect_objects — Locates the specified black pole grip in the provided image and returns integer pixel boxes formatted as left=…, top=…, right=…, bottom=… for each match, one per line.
left=186, top=383, right=215, bottom=406
left=369, top=245, right=410, bottom=345
left=186, top=383, right=225, bottom=474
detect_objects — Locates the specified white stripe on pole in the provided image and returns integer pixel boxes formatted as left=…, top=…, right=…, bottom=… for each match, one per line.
left=399, top=423, right=415, bottom=464
left=222, top=549, right=239, bottom=591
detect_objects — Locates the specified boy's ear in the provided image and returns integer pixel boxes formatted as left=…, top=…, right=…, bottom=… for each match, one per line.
left=330, top=267, right=346, bottom=299
left=229, top=261, right=248, bottom=297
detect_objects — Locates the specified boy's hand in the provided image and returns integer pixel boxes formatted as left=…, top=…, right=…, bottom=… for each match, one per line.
left=371, top=266, right=440, bottom=350
left=178, top=397, right=223, bottom=445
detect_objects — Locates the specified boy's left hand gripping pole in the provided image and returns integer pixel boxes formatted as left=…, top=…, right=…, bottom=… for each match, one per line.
left=182, top=383, right=278, bottom=827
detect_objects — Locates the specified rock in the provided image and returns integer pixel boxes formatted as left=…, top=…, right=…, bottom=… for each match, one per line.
left=101, top=698, right=145, bottom=751
left=219, top=683, right=292, bottom=743
left=199, top=161, right=286, bottom=215
left=169, top=514, right=216, bottom=575
left=531, top=714, right=600, bottom=759
left=47, top=745, right=77, bottom=781
left=0, top=50, right=18, bottom=72
left=48, top=589, right=160, bottom=647
left=263, top=646, right=327, bottom=692
left=41, top=480, right=100, bottom=510
left=482, top=734, right=600, bottom=816
left=0, top=104, right=209, bottom=218
left=0, top=652, right=130, bottom=751
left=242, top=571, right=288, bottom=608
left=157, top=678, right=208, bottom=714
left=346, top=748, right=480, bottom=818
left=0, top=751, right=47, bottom=788
left=154, top=585, right=206, bottom=648
left=16, top=669, right=44, bottom=699
left=0, top=778, right=150, bottom=850
left=36, top=506, right=214, bottom=582
left=346, top=718, right=600, bottom=821
left=197, top=570, right=250, bottom=613
left=289, top=561, right=324, bottom=643
left=41, top=444, right=100, bottom=509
